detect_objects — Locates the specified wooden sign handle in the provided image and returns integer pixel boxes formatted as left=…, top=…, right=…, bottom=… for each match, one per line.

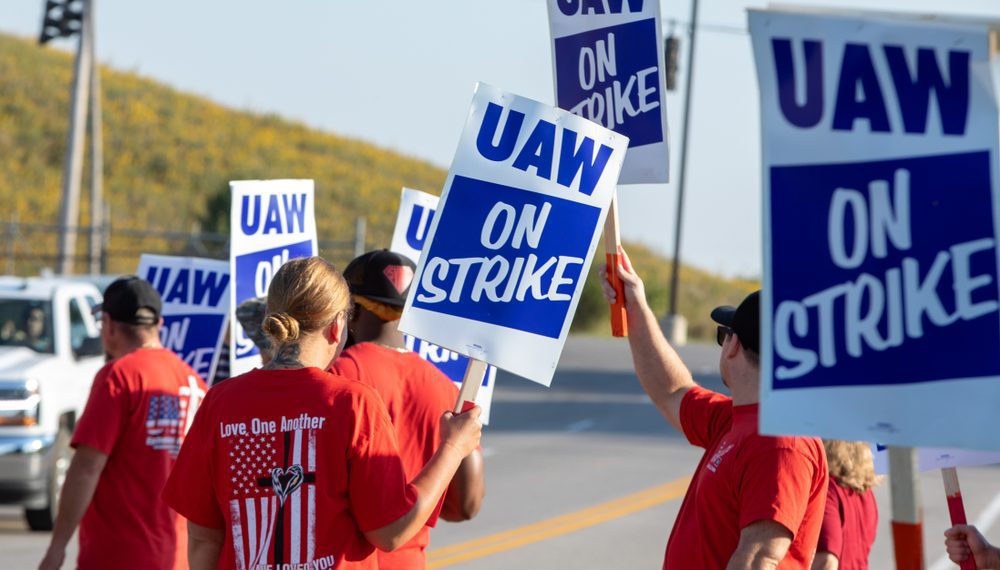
left=604, top=191, right=627, bottom=338
left=942, top=467, right=978, bottom=570
left=454, top=358, right=488, bottom=413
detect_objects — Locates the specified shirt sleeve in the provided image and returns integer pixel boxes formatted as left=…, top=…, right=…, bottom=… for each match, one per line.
left=70, top=365, right=127, bottom=455
left=348, top=391, right=418, bottom=533
left=162, top=394, right=225, bottom=529
left=679, top=386, right=733, bottom=449
left=816, top=479, right=843, bottom=556
left=737, top=446, right=821, bottom=536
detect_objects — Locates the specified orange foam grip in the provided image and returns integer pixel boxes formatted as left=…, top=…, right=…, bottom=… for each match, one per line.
left=606, top=252, right=627, bottom=337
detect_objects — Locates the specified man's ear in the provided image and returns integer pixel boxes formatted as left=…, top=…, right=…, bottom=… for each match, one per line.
left=724, top=333, right=743, bottom=360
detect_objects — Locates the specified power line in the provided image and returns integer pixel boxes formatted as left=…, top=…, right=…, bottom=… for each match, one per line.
left=665, top=19, right=748, bottom=36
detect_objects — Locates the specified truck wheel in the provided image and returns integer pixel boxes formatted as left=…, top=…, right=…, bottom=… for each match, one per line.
left=24, top=427, right=73, bottom=531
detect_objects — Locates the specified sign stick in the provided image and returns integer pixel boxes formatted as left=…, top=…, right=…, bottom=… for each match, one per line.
left=942, top=467, right=977, bottom=570
left=604, top=191, right=627, bottom=337
left=454, top=358, right=488, bottom=414
left=890, top=447, right=925, bottom=570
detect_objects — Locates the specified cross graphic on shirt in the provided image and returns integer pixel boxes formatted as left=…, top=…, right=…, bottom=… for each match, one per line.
left=255, top=430, right=317, bottom=566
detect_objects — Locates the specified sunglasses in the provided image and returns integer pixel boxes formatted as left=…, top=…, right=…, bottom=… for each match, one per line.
left=716, top=325, right=733, bottom=347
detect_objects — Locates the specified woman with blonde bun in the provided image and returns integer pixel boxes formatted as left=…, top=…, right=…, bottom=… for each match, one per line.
left=163, top=257, right=482, bottom=570
left=811, top=440, right=880, bottom=570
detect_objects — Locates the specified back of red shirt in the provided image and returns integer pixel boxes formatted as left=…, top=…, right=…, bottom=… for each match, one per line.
left=332, top=342, right=459, bottom=570
left=163, top=367, right=417, bottom=570
left=664, top=386, right=828, bottom=569
left=817, top=478, right=878, bottom=569
left=71, top=348, right=206, bottom=570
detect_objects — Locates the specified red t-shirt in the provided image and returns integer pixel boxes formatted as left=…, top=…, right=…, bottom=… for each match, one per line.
left=817, top=477, right=878, bottom=569
left=163, top=367, right=417, bottom=570
left=663, top=386, right=828, bottom=569
left=332, top=342, right=459, bottom=570
left=71, top=348, right=207, bottom=570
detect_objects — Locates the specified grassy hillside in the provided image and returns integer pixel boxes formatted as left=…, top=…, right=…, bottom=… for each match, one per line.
left=0, top=33, right=757, bottom=340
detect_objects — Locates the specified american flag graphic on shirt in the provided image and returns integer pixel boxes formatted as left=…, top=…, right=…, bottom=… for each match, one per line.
left=228, top=427, right=319, bottom=570
left=146, top=376, right=204, bottom=456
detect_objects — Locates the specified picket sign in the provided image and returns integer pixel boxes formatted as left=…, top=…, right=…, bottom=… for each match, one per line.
left=604, top=192, right=627, bottom=336
left=398, top=83, right=628, bottom=387
left=750, top=8, right=1000, bottom=568
left=229, top=180, right=318, bottom=377
left=547, top=0, right=671, bottom=337
left=137, top=254, right=231, bottom=382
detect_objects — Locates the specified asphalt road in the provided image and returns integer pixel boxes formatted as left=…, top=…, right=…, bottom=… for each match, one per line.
left=1, top=337, right=998, bottom=569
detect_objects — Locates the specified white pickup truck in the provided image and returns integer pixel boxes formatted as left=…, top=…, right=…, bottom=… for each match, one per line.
left=0, top=277, right=105, bottom=530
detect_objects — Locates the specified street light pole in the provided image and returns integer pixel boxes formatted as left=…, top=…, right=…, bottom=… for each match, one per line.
left=665, top=0, right=700, bottom=343
left=53, top=0, right=92, bottom=275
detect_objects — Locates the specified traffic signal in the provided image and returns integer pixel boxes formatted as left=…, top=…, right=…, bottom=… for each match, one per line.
left=39, top=0, right=85, bottom=45
left=664, top=35, right=680, bottom=91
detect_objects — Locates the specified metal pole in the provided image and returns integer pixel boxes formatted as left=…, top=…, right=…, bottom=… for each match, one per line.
left=667, top=0, right=700, bottom=318
left=55, top=0, right=93, bottom=275
left=88, top=0, right=103, bottom=276
left=354, top=217, right=366, bottom=258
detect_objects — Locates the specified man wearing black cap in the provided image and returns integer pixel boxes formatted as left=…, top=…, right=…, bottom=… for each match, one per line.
left=39, top=277, right=207, bottom=570
left=330, top=250, right=485, bottom=570
left=600, top=250, right=827, bottom=570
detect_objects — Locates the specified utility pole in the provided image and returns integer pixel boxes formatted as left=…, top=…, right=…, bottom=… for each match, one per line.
left=664, top=0, right=700, bottom=344
left=41, top=0, right=92, bottom=275
left=87, top=4, right=104, bottom=276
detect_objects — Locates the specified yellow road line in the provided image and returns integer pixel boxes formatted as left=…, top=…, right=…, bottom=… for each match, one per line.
left=426, top=476, right=691, bottom=568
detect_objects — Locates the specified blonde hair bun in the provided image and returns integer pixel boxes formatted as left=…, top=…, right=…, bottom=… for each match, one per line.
left=262, top=312, right=301, bottom=344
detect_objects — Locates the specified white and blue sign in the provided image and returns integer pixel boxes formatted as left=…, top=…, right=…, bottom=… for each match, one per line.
left=137, top=255, right=230, bottom=381
left=229, top=180, right=318, bottom=377
left=548, top=0, right=670, bottom=184
left=391, top=187, right=497, bottom=422
left=751, top=9, right=1000, bottom=451
left=399, top=83, right=628, bottom=386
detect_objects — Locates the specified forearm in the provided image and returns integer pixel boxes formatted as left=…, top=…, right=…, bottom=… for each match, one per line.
left=48, top=454, right=104, bottom=550
left=187, top=522, right=224, bottom=570
left=726, top=548, right=783, bottom=570
left=441, top=449, right=484, bottom=521
left=625, top=296, right=696, bottom=428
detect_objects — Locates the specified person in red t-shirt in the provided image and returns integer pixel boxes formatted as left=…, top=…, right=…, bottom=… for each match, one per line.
left=600, top=250, right=828, bottom=569
left=39, top=277, right=207, bottom=570
left=162, top=256, right=482, bottom=570
left=331, top=250, right=485, bottom=570
left=812, top=440, right=879, bottom=570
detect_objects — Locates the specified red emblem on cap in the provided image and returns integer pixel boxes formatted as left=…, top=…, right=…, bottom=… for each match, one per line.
left=383, top=265, right=414, bottom=294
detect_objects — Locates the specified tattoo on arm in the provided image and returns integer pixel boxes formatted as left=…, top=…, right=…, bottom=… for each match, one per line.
left=264, top=343, right=304, bottom=369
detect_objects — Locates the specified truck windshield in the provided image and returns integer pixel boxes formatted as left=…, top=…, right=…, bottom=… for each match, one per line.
left=0, top=300, right=55, bottom=354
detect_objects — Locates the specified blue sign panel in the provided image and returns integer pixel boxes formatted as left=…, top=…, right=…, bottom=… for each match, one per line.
left=411, top=175, right=600, bottom=339
left=770, top=151, right=1000, bottom=389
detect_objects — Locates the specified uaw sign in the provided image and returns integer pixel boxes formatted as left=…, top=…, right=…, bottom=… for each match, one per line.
left=548, top=0, right=670, bottom=183
left=751, top=9, right=1000, bottom=450
left=138, top=255, right=230, bottom=382
left=399, top=83, right=628, bottom=386
left=391, top=187, right=497, bottom=422
left=230, top=180, right=318, bottom=377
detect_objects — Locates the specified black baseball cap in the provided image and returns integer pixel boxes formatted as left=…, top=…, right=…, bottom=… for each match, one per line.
left=93, top=276, right=161, bottom=325
left=710, top=290, right=760, bottom=354
left=342, top=250, right=416, bottom=307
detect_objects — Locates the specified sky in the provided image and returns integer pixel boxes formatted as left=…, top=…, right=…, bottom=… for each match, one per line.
left=5, top=0, right=1000, bottom=278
